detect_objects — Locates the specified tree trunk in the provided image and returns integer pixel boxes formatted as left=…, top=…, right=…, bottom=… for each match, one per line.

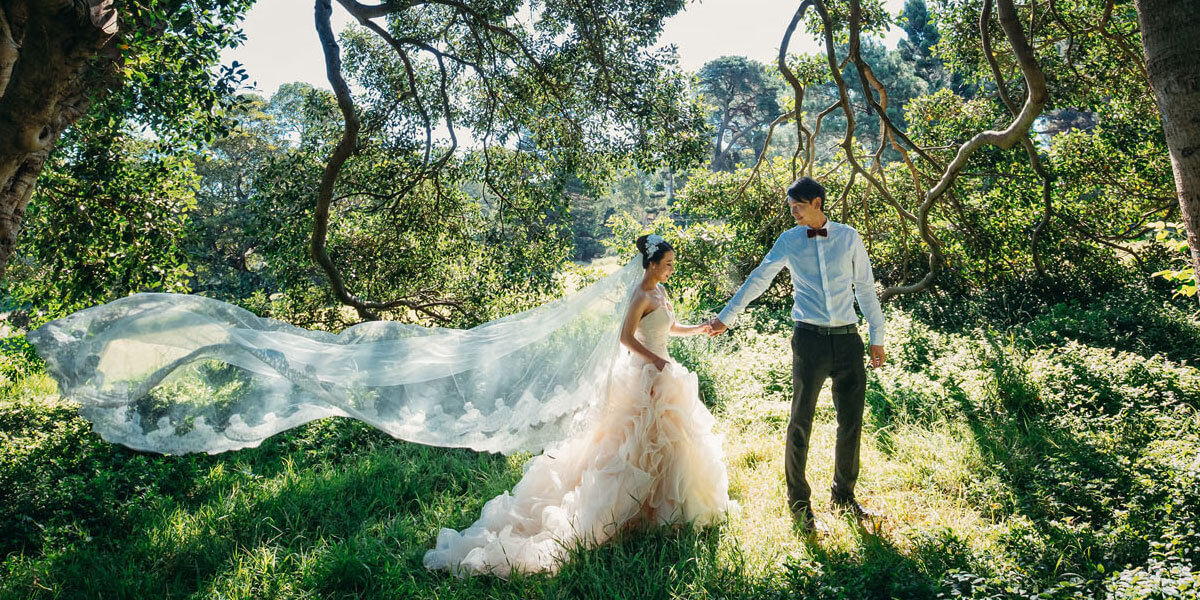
left=0, top=0, right=118, bottom=280
left=711, top=105, right=731, bottom=171
left=1136, top=0, right=1200, bottom=294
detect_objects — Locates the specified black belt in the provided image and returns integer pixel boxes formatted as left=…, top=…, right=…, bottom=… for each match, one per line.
left=794, top=321, right=857, bottom=335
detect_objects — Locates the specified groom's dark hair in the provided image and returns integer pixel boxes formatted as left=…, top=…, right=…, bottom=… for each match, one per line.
left=787, top=177, right=826, bottom=204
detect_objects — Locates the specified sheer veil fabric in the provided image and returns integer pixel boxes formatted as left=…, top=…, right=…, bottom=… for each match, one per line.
left=28, top=258, right=643, bottom=456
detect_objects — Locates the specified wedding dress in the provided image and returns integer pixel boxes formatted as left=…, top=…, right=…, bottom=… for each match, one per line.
left=422, top=302, right=733, bottom=578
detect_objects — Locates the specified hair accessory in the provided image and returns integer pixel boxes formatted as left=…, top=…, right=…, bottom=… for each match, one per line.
left=644, top=234, right=664, bottom=260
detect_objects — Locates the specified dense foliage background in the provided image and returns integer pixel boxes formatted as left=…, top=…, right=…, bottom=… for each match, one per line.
left=1, top=0, right=1197, bottom=598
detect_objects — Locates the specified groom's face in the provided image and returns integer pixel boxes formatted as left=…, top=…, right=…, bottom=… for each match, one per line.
left=787, top=196, right=823, bottom=226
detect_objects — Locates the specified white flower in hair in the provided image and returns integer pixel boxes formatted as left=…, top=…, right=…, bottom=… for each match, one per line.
left=644, top=234, right=664, bottom=259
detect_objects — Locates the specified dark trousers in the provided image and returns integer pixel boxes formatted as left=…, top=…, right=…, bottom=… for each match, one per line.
left=786, top=323, right=866, bottom=513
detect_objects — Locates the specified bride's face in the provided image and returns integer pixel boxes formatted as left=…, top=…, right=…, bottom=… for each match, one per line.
left=651, top=250, right=676, bottom=282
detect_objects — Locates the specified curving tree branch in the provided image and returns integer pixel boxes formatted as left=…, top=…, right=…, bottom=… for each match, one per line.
left=314, top=0, right=461, bottom=322
left=980, top=0, right=1054, bottom=276
left=778, top=1, right=816, bottom=178
left=877, top=0, right=1046, bottom=301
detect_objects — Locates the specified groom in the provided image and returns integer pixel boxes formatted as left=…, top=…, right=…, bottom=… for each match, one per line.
left=708, top=176, right=886, bottom=534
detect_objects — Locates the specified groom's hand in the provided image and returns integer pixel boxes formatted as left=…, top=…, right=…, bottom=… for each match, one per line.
left=708, top=318, right=727, bottom=337
left=869, top=344, right=886, bottom=369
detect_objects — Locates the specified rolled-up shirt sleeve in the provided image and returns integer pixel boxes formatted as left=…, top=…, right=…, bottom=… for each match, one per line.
left=851, top=230, right=885, bottom=345
left=717, top=235, right=788, bottom=327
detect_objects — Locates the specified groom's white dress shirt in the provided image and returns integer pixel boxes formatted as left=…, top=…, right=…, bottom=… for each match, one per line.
left=717, top=220, right=886, bottom=345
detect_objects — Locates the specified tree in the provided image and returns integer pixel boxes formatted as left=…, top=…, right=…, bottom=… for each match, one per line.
left=0, top=0, right=252, bottom=281
left=730, top=0, right=1049, bottom=300
left=186, top=91, right=294, bottom=301
left=842, top=37, right=927, bottom=149
left=1135, top=0, right=1200, bottom=297
left=7, top=115, right=201, bottom=316
left=177, top=81, right=584, bottom=329
left=2, top=1, right=252, bottom=319
left=0, top=0, right=118, bottom=281
left=705, top=0, right=1183, bottom=303
left=312, top=0, right=707, bottom=320
left=897, top=0, right=947, bottom=88
left=696, top=56, right=784, bottom=171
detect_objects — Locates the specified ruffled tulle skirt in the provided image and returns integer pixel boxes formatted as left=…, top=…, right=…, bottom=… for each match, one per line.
left=422, top=354, right=733, bottom=578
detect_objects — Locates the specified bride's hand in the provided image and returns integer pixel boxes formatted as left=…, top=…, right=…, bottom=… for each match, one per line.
left=652, top=356, right=669, bottom=371
left=696, top=322, right=713, bottom=335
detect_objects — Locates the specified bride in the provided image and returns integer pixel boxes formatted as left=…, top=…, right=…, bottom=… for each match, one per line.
left=27, top=234, right=733, bottom=578
left=423, top=235, right=733, bottom=578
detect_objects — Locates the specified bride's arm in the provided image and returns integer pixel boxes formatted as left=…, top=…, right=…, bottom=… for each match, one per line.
left=620, top=291, right=669, bottom=369
left=669, top=321, right=712, bottom=336
left=667, top=298, right=713, bottom=337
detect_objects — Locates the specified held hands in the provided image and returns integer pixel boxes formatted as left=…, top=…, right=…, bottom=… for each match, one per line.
left=705, top=317, right=727, bottom=337
left=683, top=321, right=719, bottom=336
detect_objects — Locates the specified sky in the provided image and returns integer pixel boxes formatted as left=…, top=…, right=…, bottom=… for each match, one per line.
left=222, top=0, right=909, bottom=98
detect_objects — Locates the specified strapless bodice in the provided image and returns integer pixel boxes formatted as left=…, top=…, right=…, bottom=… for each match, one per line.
left=635, top=304, right=672, bottom=359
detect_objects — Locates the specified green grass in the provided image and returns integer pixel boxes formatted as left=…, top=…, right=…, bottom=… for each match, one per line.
left=2, top=297, right=1199, bottom=599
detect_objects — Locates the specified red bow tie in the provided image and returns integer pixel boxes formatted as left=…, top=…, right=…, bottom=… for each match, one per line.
left=807, top=228, right=828, bottom=238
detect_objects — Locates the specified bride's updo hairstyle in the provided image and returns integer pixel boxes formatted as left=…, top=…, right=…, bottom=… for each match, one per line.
left=636, top=234, right=674, bottom=269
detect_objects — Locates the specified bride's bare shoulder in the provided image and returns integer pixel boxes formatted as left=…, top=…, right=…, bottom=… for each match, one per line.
left=627, top=287, right=651, bottom=311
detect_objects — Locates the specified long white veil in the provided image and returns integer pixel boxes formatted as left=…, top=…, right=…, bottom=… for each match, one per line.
left=27, top=258, right=643, bottom=455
